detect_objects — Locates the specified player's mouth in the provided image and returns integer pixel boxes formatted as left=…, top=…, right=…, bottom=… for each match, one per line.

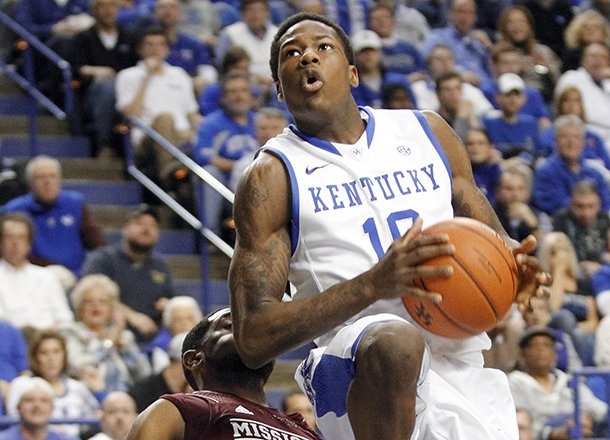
left=301, top=69, right=323, bottom=93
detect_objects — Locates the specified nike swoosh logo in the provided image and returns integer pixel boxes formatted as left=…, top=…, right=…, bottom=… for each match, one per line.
left=305, top=163, right=329, bottom=174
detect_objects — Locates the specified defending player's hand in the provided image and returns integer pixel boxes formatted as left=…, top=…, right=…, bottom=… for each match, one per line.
left=367, top=218, right=454, bottom=304
left=511, top=234, right=551, bottom=312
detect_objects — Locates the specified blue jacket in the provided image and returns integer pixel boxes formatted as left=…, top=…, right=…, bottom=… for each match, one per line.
left=3, top=190, right=87, bottom=274
left=532, top=154, right=610, bottom=215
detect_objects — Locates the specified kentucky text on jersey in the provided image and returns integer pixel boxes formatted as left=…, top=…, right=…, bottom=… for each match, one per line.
left=307, top=163, right=440, bottom=213
left=230, top=419, right=311, bottom=440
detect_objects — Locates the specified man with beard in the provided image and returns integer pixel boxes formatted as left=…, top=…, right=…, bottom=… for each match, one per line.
left=126, top=308, right=322, bottom=440
left=82, top=204, right=175, bottom=342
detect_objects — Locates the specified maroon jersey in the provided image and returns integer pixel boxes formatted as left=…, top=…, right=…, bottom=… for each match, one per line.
left=162, top=391, right=321, bottom=440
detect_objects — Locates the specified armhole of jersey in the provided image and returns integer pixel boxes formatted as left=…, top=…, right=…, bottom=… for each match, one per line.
left=260, top=146, right=300, bottom=256
left=413, top=110, right=453, bottom=190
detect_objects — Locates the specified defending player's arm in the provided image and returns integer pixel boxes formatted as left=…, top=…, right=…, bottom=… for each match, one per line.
left=229, top=152, right=453, bottom=368
left=126, top=399, right=184, bottom=440
left=423, top=110, right=549, bottom=305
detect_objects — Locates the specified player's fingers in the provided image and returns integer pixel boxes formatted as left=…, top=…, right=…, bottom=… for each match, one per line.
left=512, top=234, right=537, bottom=256
left=402, top=286, right=443, bottom=304
left=406, top=264, right=454, bottom=280
left=400, top=217, right=424, bottom=245
left=403, top=241, right=455, bottom=264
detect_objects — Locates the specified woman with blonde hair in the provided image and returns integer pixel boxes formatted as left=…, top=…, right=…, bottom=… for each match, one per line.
left=562, top=10, right=610, bottom=71
left=538, top=231, right=599, bottom=363
left=496, top=5, right=560, bottom=101
left=61, top=274, right=151, bottom=392
left=6, top=330, right=101, bottom=436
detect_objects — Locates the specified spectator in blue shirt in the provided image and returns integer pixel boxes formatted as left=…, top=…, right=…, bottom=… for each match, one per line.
left=154, top=0, right=217, bottom=94
left=482, top=73, right=543, bottom=166
left=15, top=0, right=91, bottom=42
left=350, top=29, right=415, bottom=109
left=482, top=44, right=552, bottom=128
left=2, top=156, right=106, bottom=276
left=540, top=86, right=610, bottom=169
left=421, top=0, right=493, bottom=85
left=532, top=115, right=610, bottom=216
left=0, top=321, right=28, bottom=404
left=194, top=71, right=259, bottom=236
left=367, top=4, right=424, bottom=76
left=464, top=128, right=501, bottom=205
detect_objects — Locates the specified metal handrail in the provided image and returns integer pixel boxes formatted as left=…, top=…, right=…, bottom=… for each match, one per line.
left=569, top=367, right=610, bottom=440
left=0, top=10, right=74, bottom=156
left=123, top=119, right=235, bottom=312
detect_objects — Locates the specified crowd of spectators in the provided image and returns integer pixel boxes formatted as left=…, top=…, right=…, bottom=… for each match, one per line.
left=2, top=0, right=610, bottom=437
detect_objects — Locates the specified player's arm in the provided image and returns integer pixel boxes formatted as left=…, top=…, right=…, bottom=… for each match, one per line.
left=229, top=152, right=453, bottom=368
left=126, top=399, right=184, bottom=440
left=423, top=110, right=549, bottom=304
left=422, top=111, right=509, bottom=242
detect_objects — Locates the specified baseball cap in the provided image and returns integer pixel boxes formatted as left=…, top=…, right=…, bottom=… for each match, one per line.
left=128, top=203, right=159, bottom=222
left=351, top=30, right=382, bottom=53
left=518, top=327, right=556, bottom=349
left=497, top=73, right=525, bottom=94
left=168, top=332, right=188, bottom=361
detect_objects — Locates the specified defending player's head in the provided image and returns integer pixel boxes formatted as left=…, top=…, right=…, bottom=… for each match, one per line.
left=269, top=12, right=354, bottom=83
left=181, top=308, right=274, bottom=391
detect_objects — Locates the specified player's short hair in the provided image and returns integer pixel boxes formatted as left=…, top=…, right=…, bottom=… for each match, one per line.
left=269, top=13, right=354, bottom=83
left=0, top=212, right=35, bottom=243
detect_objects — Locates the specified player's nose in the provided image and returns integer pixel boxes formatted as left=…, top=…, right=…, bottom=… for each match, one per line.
left=299, top=48, right=319, bottom=66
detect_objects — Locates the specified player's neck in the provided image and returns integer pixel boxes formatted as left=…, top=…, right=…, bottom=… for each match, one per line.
left=295, top=106, right=365, bottom=144
left=208, top=377, right=268, bottom=406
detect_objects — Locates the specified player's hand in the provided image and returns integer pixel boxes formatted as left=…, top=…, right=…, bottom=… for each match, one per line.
left=368, top=217, right=454, bottom=304
left=512, top=234, right=551, bottom=312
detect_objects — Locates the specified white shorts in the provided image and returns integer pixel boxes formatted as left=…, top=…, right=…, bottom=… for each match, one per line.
left=295, top=314, right=518, bottom=440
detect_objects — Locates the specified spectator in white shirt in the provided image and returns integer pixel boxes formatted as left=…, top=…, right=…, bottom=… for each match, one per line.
left=0, top=212, right=73, bottom=330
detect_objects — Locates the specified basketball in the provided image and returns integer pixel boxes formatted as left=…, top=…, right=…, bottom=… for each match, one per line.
left=401, top=217, right=519, bottom=339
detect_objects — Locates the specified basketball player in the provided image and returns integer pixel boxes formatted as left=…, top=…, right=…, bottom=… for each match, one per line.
left=229, top=12, right=549, bottom=440
left=126, top=308, right=321, bottom=440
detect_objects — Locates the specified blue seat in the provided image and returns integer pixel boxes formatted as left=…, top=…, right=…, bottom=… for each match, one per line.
left=0, top=95, right=34, bottom=115
left=1, top=136, right=91, bottom=158
left=63, top=180, right=142, bottom=205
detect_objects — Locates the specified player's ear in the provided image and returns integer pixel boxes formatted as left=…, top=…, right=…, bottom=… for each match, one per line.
left=276, top=82, right=284, bottom=101
left=349, top=65, right=359, bottom=88
left=182, top=349, right=204, bottom=371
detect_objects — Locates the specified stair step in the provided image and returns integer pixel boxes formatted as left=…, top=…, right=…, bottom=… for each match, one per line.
left=174, top=279, right=230, bottom=312
left=90, top=204, right=178, bottom=229
left=63, top=179, right=142, bottom=205
left=105, top=228, right=197, bottom=255
left=0, top=115, right=69, bottom=136
left=166, top=254, right=201, bottom=280
left=0, top=94, right=35, bottom=115
left=0, top=74, right=22, bottom=94
left=0, top=135, right=91, bottom=158
left=61, top=158, right=124, bottom=180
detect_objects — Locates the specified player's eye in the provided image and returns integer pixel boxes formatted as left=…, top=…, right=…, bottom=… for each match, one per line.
left=319, top=43, right=332, bottom=50
left=285, top=49, right=301, bottom=58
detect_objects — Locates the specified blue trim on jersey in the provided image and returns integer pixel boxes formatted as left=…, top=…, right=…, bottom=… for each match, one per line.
left=312, top=318, right=401, bottom=418
left=413, top=111, right=453, bottom=189
left=312, top=354, right=354, bottom=418
left=288, top=108, right=375, bottom=157
left=261, top=147, right=300, bottom=256
left=359, top=106, right=376, bottom=148
left=289, top=125, right=342, bottom=156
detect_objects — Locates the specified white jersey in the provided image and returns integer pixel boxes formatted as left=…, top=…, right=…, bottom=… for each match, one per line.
left=263, top=108, right=490, bottom=354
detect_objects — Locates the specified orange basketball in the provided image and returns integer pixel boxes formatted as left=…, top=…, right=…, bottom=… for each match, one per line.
left=401, top=217, right=519, bottom=338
